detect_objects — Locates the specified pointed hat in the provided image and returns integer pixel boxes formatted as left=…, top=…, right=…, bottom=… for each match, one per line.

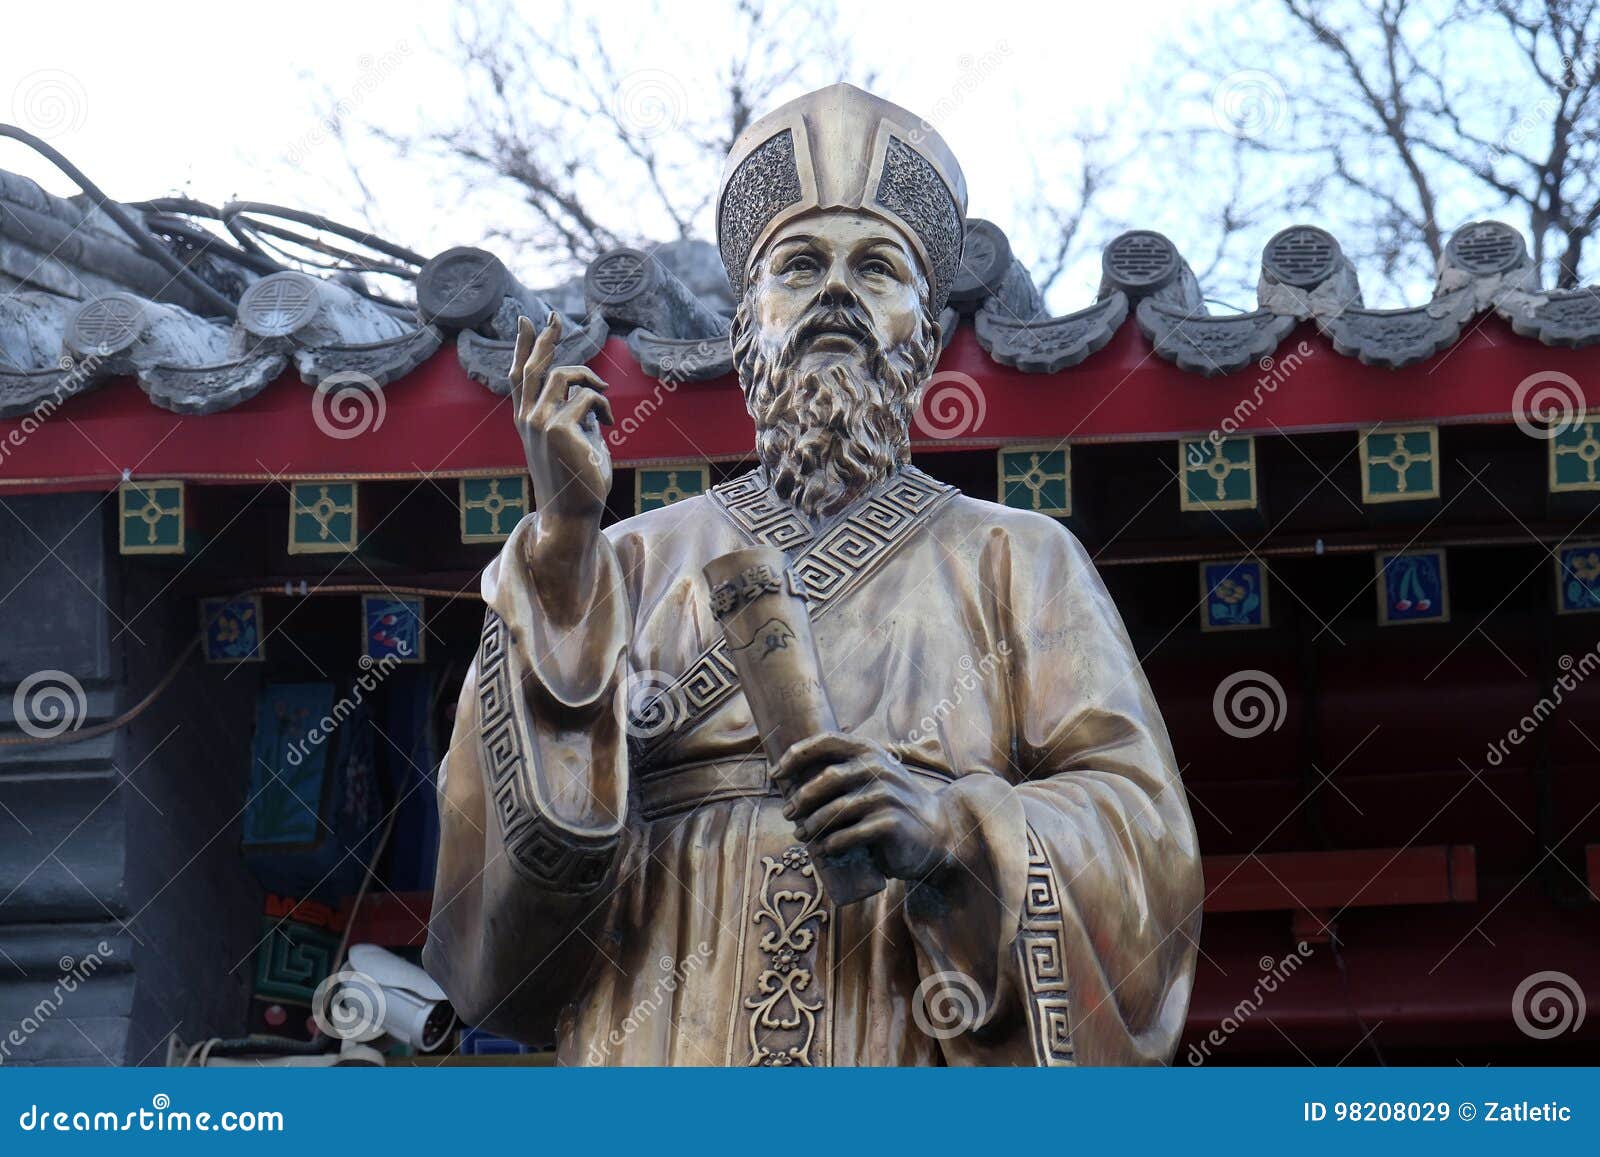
left=717, top=83, right=968, bottom=311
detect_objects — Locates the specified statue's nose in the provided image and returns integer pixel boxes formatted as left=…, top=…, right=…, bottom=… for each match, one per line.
left=820, top=259, right=855, bottom=302
left=814, top=262, right=865, bottom=314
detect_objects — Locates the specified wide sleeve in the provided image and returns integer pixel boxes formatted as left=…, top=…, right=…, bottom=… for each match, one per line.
left=422, top=514, right=633, bottom=1041
left=903, top=517, right=1202, bottom=1066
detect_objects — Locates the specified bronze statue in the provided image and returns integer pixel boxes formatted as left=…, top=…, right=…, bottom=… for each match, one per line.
left=424, top=83, right=1202, bottom=1065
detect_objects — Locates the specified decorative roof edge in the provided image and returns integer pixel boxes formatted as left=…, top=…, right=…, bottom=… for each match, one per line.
left=3, top=155, right=1597, bottom=421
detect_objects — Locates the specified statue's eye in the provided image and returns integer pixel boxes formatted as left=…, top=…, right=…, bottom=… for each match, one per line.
left=860, top=258, right=896, bottom=279
left=782, top=254, right=820, bottom=276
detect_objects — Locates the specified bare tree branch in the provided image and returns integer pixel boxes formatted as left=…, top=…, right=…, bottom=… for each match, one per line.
left=349, top=0, right=878, bottom=285
left=1156, top=0, right=1600, bottom=300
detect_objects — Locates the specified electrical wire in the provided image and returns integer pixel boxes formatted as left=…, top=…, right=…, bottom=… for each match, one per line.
left=0, top=123, right=239, bottom=318
left=1, top=586, right=472, bottom=748
left=221, top=200, right=425, bottom=312
left=0, top=634, right=200, bottom=747
left=1, top=123, right=428, bottom=317
left=333, top=662, right=453, bottom=968
left=333, top=807, right=401, bottom=971
left=180, top=662, right=454, bottom=1065
left=127, top=197, right=283, bottom=278
left=221, top=201, right=427, bottom=268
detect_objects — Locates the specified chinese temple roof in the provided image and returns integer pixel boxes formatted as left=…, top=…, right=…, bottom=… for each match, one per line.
left=3, top=150, right=1599, bottom=488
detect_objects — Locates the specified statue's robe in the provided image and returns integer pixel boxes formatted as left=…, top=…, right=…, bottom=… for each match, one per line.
left=424, top=465, right=1201, bottom=1065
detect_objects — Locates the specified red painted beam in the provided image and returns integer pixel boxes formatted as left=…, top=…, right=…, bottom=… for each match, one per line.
left=4, top=314, right=1596, bottom=492
left=1202, top=845, right=1476, bottom=914
left=1186, top=890, right=1600, bottom=1048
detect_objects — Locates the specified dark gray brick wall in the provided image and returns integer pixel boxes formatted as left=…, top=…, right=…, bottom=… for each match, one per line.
left=0, top=492, right=260, bottom=1065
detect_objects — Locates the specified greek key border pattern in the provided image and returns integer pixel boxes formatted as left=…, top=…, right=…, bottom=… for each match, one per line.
left=1016, top=825, right=1075, bottom=1066
left=707, top=471, right=814, bottom=551
left=631, top=468, right=955, bottom=768
left=478, top=610, right=615, bottom=893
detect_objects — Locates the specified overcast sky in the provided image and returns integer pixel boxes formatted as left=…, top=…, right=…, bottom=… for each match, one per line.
left=3, top=0, right=1247, bottom=303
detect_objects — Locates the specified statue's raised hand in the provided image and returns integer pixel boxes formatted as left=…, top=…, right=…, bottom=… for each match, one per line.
left=511, top=313, right=614, bottom=613
left=512, top=312, right=614, bottom=521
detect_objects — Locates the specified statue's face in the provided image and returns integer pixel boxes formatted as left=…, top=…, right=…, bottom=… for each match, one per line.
left=745, top=210, right=926, bottom=374
left=730, top=209, right=939, bottom=521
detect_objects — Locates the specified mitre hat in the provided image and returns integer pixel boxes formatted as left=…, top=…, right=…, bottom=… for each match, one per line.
left=717, top=83, right=968, bottom=312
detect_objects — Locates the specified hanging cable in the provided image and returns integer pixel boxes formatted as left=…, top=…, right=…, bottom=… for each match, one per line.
left=221, top=201, right=425, bottom=312
left=0, top=125, right=428, bottom=317
left=221, top=201, right=426, bottom=268
left=127, top=197, right=283, bottom=278
left=0, top=634, right=200, bottom=747
left=0, top=123, right=239, bottom=318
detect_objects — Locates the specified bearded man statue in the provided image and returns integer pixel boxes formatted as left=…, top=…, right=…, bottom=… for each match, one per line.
left=424, top=84, right=1202, bottom=1066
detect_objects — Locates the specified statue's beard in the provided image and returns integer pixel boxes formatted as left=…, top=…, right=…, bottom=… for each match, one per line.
left=732, top=297, right=939, bottom=521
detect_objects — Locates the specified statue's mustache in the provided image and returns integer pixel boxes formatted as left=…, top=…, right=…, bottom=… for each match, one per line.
left=779, top=303, right=879, bottom=365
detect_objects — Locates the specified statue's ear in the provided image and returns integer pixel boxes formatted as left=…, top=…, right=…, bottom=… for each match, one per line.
left=925, top=287, right=947, bottom=352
